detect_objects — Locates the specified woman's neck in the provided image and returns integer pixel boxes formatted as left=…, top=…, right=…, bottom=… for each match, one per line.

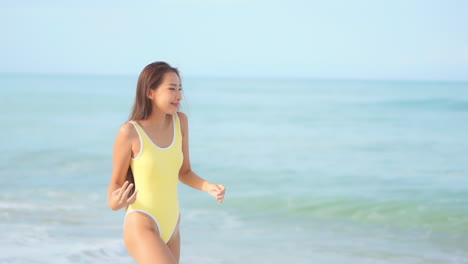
left=145, top=111, right=171, bottom=127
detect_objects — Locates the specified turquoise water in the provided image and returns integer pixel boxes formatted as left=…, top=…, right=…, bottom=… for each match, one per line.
left=1, top=74, right=467, bottom=263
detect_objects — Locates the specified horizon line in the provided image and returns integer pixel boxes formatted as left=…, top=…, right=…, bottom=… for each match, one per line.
left=1, top=71, right=467, bottom=84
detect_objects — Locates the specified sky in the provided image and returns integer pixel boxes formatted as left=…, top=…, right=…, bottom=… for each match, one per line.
left=2, top=0, right=468, bottom=81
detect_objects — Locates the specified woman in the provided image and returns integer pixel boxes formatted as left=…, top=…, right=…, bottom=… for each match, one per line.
left=107, top=61, right=226, bottom=264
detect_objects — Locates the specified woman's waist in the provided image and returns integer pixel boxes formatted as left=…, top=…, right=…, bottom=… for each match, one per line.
left=128, top=197, right=180, bottom=212
left=135, top=188, right=178, bottom=198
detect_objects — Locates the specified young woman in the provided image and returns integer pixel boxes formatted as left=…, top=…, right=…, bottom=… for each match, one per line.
left=107, top=62, right=226, bottom=264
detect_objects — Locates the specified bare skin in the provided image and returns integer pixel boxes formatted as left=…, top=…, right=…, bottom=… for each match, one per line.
left=124, top=212, right=181, bottom=264
left=107, top=72, right=226, bottom=264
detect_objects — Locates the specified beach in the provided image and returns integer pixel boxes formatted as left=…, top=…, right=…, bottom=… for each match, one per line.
left=1, top=73, right=467, bottom=263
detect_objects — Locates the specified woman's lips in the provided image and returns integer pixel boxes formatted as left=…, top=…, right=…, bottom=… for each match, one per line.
left=171, top=103, right=180, bottom=108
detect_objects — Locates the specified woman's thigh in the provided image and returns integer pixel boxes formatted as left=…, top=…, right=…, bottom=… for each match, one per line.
left=167, top=214, right=181, bottom=263
left=124, top=212, right=177, bottom=264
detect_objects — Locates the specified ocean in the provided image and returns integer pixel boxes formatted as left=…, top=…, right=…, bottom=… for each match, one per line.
left=1, top=73, right=467, bottom=263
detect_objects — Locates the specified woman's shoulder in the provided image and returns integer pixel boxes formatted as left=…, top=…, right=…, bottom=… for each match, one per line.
left=117, top=120, right=139, bottom=140
left=177, top=111, right=188, bottom=122
left=177, top=112, right=188, bottom=133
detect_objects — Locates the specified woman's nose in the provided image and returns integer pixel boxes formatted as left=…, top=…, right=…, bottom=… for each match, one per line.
left=176, top=90, right=183, bottom=100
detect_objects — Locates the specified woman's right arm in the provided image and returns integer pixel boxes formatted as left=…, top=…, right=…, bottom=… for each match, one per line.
left=107, top=123, right=138, bottom=211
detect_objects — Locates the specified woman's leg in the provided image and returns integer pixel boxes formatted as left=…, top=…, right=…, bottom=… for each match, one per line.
left=124, top=212, right=177, bottom=264
left=167, top=215, right=181, bottom=263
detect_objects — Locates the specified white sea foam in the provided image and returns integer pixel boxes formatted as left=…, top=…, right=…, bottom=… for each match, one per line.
left=1, top=75, right=468, bottom=263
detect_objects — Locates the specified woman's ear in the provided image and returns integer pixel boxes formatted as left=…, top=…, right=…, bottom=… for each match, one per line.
left=147, top=89, right=154, bottom=100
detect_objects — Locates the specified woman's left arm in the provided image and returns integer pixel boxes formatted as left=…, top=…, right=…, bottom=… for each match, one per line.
left=178, top=112, right=226, bottom=204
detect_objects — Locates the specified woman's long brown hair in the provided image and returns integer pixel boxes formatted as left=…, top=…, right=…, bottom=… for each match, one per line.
left=125, top=62, right=180, bottom=192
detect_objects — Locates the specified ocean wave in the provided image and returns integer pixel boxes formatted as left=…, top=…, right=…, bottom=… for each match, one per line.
left=0, top=239, right=131, bottom=264
left=232, top=196, right=468, bottom=236
left=65, top=240, right=223, bottom=264
left=183, top=208, right=245, bottom=230
left=4, top=149, right=108, bottom=176
left=65, top=240, right=131, bottom=264
left=0, top=198, right=103, bottom=226
left=0, top=201, right=85, bottom=211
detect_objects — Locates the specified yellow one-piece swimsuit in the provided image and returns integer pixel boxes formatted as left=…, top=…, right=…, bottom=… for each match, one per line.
left=125, top=113, right=183, bottom=243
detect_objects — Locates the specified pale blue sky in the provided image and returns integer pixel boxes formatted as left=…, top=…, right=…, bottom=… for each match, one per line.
left=2, top=0, right=468, bottom=81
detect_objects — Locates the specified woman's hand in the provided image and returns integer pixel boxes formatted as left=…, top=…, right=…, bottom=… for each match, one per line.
left=206, top=183, right=226, bottom=204
left=110, top=181, right=138, bottom=210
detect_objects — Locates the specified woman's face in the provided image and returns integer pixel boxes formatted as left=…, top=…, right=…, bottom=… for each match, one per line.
left=148, top=72, right=183, bottom=115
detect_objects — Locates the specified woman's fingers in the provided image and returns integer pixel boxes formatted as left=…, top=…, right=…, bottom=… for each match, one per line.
left=121, top=183, right=133, bottom=201
left=117, top=181, right=129, bottom=197
left=127, top=189, right=138, bottom=205
left=112, top=182, right=125, bottom=198
left=216, top=185, right=226, bottom=203
left=210, top=184, right=220, bottom=192
left=217, top=185, right=226, bottom=195
left=207, top=183, right=226, bottom=204
left=212, top=184, right=224, bottom=192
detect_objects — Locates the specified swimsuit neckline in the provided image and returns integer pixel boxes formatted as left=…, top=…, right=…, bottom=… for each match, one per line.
left=133, top=114, right=176, bottom=150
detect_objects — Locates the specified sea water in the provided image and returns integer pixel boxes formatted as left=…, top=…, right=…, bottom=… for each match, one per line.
left=0, top=73, right=467, bottom=263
